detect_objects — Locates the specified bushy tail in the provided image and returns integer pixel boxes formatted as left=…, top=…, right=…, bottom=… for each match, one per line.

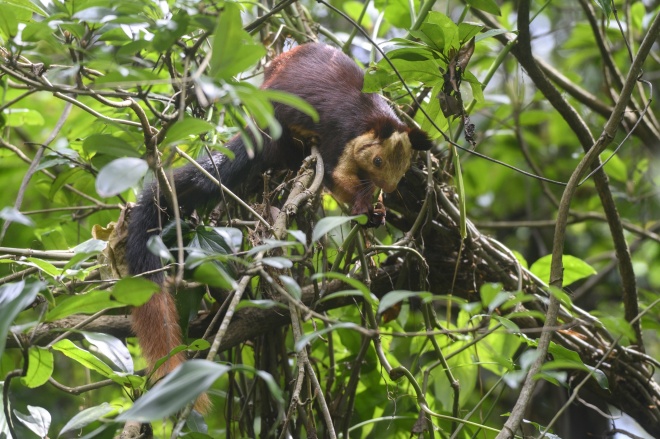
left=126, top=137, right=257, bottom=414
left=130, top=289, right=211, bottom=412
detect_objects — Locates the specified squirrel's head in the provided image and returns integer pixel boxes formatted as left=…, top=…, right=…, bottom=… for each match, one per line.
left=350, top=118, right=433, bottom=193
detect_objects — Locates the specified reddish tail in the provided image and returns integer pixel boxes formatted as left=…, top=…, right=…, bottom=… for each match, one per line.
left=131, top=290, right=211, bottom=413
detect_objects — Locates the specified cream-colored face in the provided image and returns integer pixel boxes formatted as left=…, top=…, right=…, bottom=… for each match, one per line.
left=330, top=129, right=415, bottom=207
left=349, top=130, right=414, bottom=193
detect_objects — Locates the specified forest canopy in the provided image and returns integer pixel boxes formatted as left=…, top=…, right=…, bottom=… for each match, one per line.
left=1, top=0, right=659, bottom=438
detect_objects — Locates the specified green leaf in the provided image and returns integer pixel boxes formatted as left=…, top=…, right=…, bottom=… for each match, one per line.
left=0, top=6, right=18, bottom=38
left=294, top=322, right=364, bottom=352
left=58, top=403, right=114, bottom=438
left=342, top=1, right=372, bottom=28
left=83, top=134, right=140, bottom=158
left=584, top=364, right=609, bottom=390
left=93, top=68, right=163, bottom=87
left=46, top=290, right=124, bottom=322
left=210, top=3, right=265, bottom=80
left=152, top=11, right=190, bottom=52
left=475, top=28, right=509, bottom=43
left=188, top=339, right=210, bottom=351
left=73, top=7, right=116, bottom=23
left=311, top=215, right=365, bottom=242
left=246, top=239, right=299, bottom=256
left=147, top=235, right=173, bottom=261
left=0, top=280, right=42, bottom=360
left=424, top=12, right=460, bottom=52
left=467, top=0, right=501, bottom=15
left=288, top=230, right=306, bottom=245
left=458, top=23, right=483, bottom=43
left=592, top=0, right=612, bottom=17
left=599, top=150, right=627, bottom=183
left=261, top=90, right=319, bottom=123
left=211, top=227, right=244, bottom=252
left=20, top=22, right=57, bottom=45
left=311, top=272, right=373, bottom=304
left=13, top=405, right=50, bottom=438
left=374, top=0, right=411, bottom=28
left=279, top=275, right=301, bottom=300
left=235, top=299, right=286, bottom=311
left=82, top=332, right=133, bottom=374
left=0, top=206, right=35, bottom=226
left=52, top=339, right=115, bottom=378
left=21, top=347, right=54, bottom=389
left=1, top=0, right=47, bottom=16
left=48, top=168, right=86, bottom=200
left=193, top=262, right=237, bottom=290
left=189, top=226, right=233, bottom=257
left=479, top=320, right=520, bottom=375
left=547, top=286, right=574, bottom=310
left=95, top=157, right=149, bottom=198
left=163, top=118, right=215, bottom=146
left=530, top=254, right=596, bottom=287
left=410, top=24, right=445, bottom=52
left=185, top=410, right=209, bottom=435
left=493, top=315, right=520, bottom=332
left=630, top=1, right=645, bottom=32
left=2, top=258, right=62, bottom=280
left=64, top=239, right=108, bottom=270
left=319, top=289, right=365, bottom=302
left=111, top=277, right=159, bottom=307
left=378, top=290, right=432, bottom=315
left=117, top=360, right=231, bottom=421
left=2, top=109, right=45, bottom=126
left=479, top=283, right=503, bottom=309
left=595, top=314, right=636, bottom=343
left=452, top=144, right=467, bottom=238
left=544, top=343, right=609, bottom=389
left=262, top=257, right=293, bottom=269
left=364, top=49, right=443, bottom=93
left=418, top=84, right=449, bottom=136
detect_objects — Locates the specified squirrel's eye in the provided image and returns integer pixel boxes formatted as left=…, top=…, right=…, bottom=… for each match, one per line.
left=373, top=156, right=383, bottom=168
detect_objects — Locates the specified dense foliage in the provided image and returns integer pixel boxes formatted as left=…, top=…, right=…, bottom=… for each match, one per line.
left=1, top=0, right=659, bottom=438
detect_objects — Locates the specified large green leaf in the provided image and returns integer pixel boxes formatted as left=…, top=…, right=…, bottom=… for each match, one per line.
left=163, top=118, right=216, bottom=146
left=209, top=3, right=265, bottom=80
left=83, top=134, right=140, bottom=158
left=311, top=215, right=365, bottom=243
left=58, top=403, right=114, bottom=438
left=116, top=360, right=230, bottom=421
left=193, top=262, right=237, bottom=290
left=377, top=290, right=432, bottom=315
left=95, top=157, right=149, bottom=198
left=0, top=281, right=42, bottom=360
left=2, top=108, right=44, bottom=126
left=467, top=0, right=501, bottom=15
left=530, top=254, right=596, bottom=287
left=478, top=320, right=520, bottom=376
left=21, top=347, right=54, bottom=389
left=82, top=332, right=133, bottom=374
left=52, top=339, right=115, bottom=378
left=152, top=10, right=190, bottom=52
left=13, top=405, right=50, bottom=438
left=0, top=206, right=34, bottom=226
left=374, top=0, right=412, bottom=28
left=1, top=0, right=47, bottom=16
left=111, top=277, right=159, bottom=307
left=0, top=6, right=18, bottom=38
left=46, top=290, right=124, bottom=322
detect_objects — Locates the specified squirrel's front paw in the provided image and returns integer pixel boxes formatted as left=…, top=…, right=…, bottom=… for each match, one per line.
left=365, top=201, right=386, bottom=228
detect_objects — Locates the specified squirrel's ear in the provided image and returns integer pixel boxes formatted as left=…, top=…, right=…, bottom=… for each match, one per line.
left=367, top=117, right=396, bottom=140
left=409, top=128, right=434, bottom=151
